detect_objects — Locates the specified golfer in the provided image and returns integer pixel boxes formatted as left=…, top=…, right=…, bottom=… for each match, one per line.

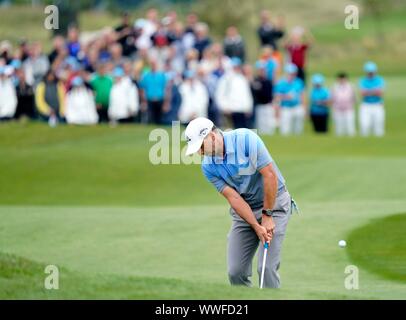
left=185, top=117, right=295, bottom=288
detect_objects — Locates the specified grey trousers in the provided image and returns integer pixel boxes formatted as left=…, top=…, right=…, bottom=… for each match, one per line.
left=227, top=190, right=292, bottom=288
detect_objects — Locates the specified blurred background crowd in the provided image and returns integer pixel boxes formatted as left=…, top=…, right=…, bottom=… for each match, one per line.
left=0, top=7, right=386, bottom=136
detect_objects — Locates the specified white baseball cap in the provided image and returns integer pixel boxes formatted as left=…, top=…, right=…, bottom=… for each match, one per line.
left=185, top=117, right=214, bottom=156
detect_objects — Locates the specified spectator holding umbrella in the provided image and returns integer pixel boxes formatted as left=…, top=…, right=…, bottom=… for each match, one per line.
left=309, top=74, right=331, bottom=133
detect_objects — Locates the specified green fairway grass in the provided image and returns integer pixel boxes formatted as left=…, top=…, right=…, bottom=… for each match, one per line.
left=1, top=75, right=405, bottom=299
left=347, top=213, right=406, bottom=283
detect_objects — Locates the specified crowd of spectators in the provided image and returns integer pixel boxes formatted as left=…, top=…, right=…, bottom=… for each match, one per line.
left=0, top=9, right=385, bottom=136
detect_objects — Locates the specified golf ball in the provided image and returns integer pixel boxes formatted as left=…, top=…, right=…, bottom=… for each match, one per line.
left=338, top=240, right=347, bottom=248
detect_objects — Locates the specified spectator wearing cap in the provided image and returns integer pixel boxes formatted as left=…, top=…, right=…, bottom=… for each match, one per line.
left=64, top=56, right=82, bottom=90
left=309, top=74, right=331, bottom=133
left=257, top=10, right=285, bottom=50
left=215, top=57, right=253, bottom=128
left=14, top=63, right=36, bottom=120
left=65, top=76, right=98, bottom=125
left=223, top=26, right=246, bottom=63
left=284, top=26, right=314, bottom=85
left=108, top=67, right=139, bottom=123
left=359, top=61, right=385, bottom=137
left=139, top=59, right=168, bottom=125
left=251, top=60, right=275, bottom=135
left=274, top=63, right=306, bottom=135
left=260, top=46, right=279, bottom=83
left=35, top=70, right=66, bottom=121
left=90, top=62, right=113, bottom=123
left=331, top=72, right=356, bottom=136
left=0, top=65, right=17, bottom=120
left=178, top=70, right=209, bottom=124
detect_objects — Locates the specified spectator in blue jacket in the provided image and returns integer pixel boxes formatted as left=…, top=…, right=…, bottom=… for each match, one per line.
left=140, top=59, right=168, bottom=125
left=310, top=74, right=330, bottom=133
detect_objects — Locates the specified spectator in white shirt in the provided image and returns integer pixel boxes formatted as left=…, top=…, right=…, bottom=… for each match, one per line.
left=215, top=57, right=253, bottom=128
left=331, top=72, right=356, bottom=136
left=108, top=66, right=139, bottom=123
left=178, top=70, right=209, bottom=124
left=0, top=66, right=17, bottom=120
left=65, top=76, right=98, bottom=125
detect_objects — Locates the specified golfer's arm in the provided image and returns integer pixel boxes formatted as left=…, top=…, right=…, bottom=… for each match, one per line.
left=221, top=186, right=260, bottom=228
left=259, top=163, right=278, bottom=211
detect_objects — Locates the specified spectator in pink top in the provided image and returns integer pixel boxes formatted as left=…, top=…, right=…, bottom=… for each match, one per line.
left=284, top=26, right=314, bottom=85
left=331, top=72, right=357, bottom=136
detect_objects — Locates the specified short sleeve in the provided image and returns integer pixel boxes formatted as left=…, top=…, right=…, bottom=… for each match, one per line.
left=244, top=130, right=273, bottom=172
left=275, top=81, right=282, bottom=93
left=378, top=77, right=385, bottom=89
left=202, top=165, right=227, bottom=193
left=296, top=79, right=305, bottom=92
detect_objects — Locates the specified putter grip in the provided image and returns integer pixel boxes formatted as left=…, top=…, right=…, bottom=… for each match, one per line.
left=264, top=242, right=269, bottom=249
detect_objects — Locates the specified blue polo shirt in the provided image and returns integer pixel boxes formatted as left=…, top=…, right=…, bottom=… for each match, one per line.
left=202, top=129, right=286, bottom=209
left=275, top=77, right=304, bottom=108
left=140, top=71, right=167, bottom=101
left=266, top=59, right=278, bottom=81
left=359, top=75, right=385, bottom=104
left=310, top=87, right=330, bottom=115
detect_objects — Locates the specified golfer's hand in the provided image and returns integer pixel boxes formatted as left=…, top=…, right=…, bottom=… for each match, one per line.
left=254, top=224, right=271, bottom=245
left=261, top=215, right=275, bottom=240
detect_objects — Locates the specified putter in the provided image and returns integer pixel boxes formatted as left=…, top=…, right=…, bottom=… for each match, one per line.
left=260, top=242, right=269, bottom=289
